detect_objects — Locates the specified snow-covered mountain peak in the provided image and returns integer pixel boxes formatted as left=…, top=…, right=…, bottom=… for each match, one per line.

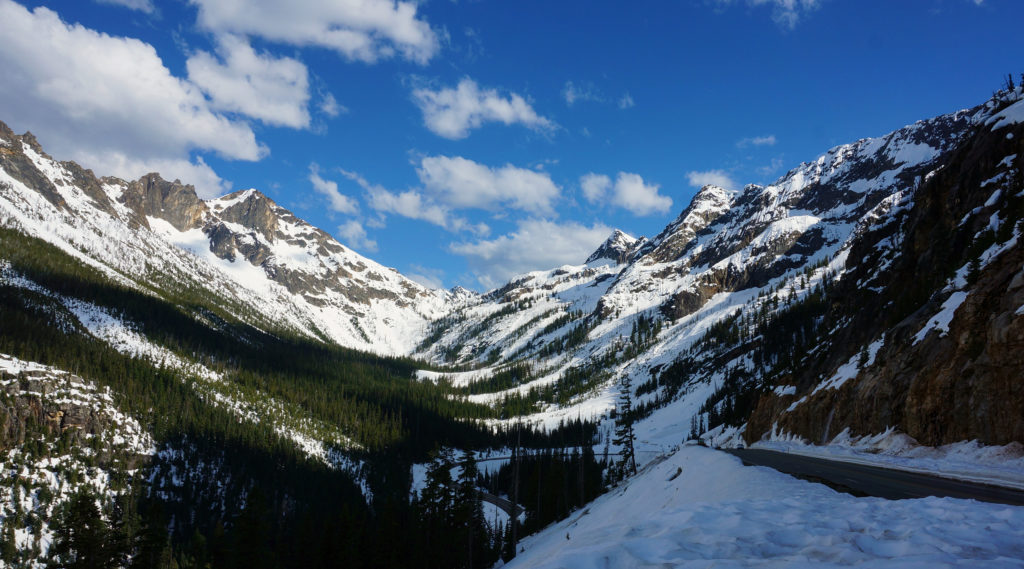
left=118, top=172, right=209, bottom=232
left=640, top=184, right=735, bottom=264
left=0, top=125, right=456, bottom=354
left=585, top=229, right=640, bottom=266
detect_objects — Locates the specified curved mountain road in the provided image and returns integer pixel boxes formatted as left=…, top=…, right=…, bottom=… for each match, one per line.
left=477, top=489, right=525, bottom=519
left=724, top=448, right=1024, bottom=506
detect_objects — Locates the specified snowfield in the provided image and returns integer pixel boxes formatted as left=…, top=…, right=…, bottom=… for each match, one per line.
left=504, top=446, right=1024, bottom=568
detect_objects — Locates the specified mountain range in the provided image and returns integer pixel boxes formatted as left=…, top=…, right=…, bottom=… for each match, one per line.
left=0, top=86, right=1021, bottom=566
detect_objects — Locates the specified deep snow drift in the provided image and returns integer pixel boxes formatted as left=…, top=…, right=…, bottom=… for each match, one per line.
left=503, top=446, right=1024, bottom=568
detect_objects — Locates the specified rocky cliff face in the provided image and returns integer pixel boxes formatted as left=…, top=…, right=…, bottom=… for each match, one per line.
left=746, top=94, right=1024, bottom=446
left=120, top=173, right=208, bottom=232
left=0, top=370, right=109, bottom=447
left=0, top=355, right=152, bottom=467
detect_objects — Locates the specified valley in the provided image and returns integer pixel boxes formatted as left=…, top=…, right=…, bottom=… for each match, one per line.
left=1, top=75, right=1023, bottom=568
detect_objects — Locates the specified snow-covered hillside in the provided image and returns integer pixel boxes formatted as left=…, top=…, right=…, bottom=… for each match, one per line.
left=413, top=87, right=1024, bottom=460
left=0, top=123, right=467, bottom=354
left=0, top=354, right=153, bottom=566
left=1, top=86, right=1022, bottom=503
left=504, top=445, right=1024, bottom=568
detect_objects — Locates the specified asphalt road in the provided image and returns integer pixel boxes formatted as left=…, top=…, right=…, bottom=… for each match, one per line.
left=477, top=489, right=525, bottom=519
left=724, top=448, right=1024, bottom=506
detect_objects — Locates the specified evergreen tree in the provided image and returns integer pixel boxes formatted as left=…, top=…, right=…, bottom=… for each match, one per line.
left=418, top=449, right=456, bottom=568
left=454, top=450, right=491, bottom=568
left=1, top=515, right=17, bottom=565
left=967, top=256, right=982, bottom=285
left=613, top=377, right=638, bottom=476
left=48, top=491, right=116, bottom=569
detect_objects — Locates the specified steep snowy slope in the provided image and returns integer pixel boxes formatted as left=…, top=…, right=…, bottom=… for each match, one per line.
left=414, top=88, right=1024, bottom=454
left=0, top=122, right=464, bottom=354
left=504, top=445, right=1024, bottom=568
left=0, top=354, right=154, bottom=563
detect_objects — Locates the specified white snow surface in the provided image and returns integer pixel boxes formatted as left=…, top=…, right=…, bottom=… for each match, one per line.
left=506, top=445, right=1024, bottom=569
left=986, top=91, right=1024, bottom=130
left=0, top=137, right=463, bottom=355
left=913, top=291, right=969, bottom=344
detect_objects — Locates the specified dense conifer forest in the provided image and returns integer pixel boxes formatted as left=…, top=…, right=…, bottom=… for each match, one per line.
left=0, top=227, right=610, bottom=567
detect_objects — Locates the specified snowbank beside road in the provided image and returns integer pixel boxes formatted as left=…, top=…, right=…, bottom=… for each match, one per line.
left=504, top=446, right=1024, bottom=568
left=753, top=428, right=1024, bottom=491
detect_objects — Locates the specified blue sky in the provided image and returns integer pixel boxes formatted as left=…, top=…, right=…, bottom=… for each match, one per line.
left=1, top=0, right=1021, bottom=290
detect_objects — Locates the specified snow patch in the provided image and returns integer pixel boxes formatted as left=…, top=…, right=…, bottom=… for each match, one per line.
left=988, top=98, right=1024, bottom=130
left=913, top=291, right=968, bottom=344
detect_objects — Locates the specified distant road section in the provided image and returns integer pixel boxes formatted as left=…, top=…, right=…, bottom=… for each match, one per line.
left=724, top=448, right=1024, bottom=506
left=478, top=489, right=525, bottom=519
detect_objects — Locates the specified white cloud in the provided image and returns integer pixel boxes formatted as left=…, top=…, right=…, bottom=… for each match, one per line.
left=367, top=186, right=451, bottom=228
left=417, top=155, right=561, bottom=215
left=309, top=165, right=359, bottom=214
left=412, top=78, right=555, bottom=140
left=189, top=0, right=439, bottom=64
left=618, top=93, right=635, bottom=109
left=319, top=92, right=347, bottom=118
left=580, top=173, right=612, bottom=203
left=340, top=169, right=488, bottom=235
left=580, top=172, right=672, bottom=216
left=737, top=134, right=777, bottom=147
left=715, top=0, right=821, bottom=29
left=95, top=0, right=155, bottom=13
left=0, top=1, right=265, bottom=197
left=406, top=264, right=445, bottom=289
left=337, top=220, right=377, bottom=253
left=83, top=152, right=230, bottom=198
left=187, top=34, right=311, bottom=129
left=686, top=169, right=738, bottom=190
left=562, top=81, right=604, bottom=106
left=611, top=172, right=672, bottom=216
left=450, top=219, right=612, bottom=290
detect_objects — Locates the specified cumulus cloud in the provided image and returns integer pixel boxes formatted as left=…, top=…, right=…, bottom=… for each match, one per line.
left=187, top=34, right=311, bottom=129
left=450, top=219, right=612, bottom=290
left=364, top=186, right=451, bottom=228
left=580, top=172, right=672, bottom=216
left=417, top=155, right=561, bottom=215
left=618, top=93, right=635, bottom=109
left=95, top=0, right=155, bottom=13
left=309, top=165, right=359, bottom=214
left=715, top=0, right=821, bottom=29
left=189, top=0, right=439, bottom=64
left=337, top=220, right=378, bottom=253
left=340, top=169, right=488, bottom=235
left=580, top=173, right=612, bottom=203
left=686, top=169, right=738, bottom=190
left=0, top=1, right=265, bottom=197
left=737, top=134, right=777, bottom=147
left=610, top=173, right=672, bottom=216
left=412, top=78, right=554, bottom=139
